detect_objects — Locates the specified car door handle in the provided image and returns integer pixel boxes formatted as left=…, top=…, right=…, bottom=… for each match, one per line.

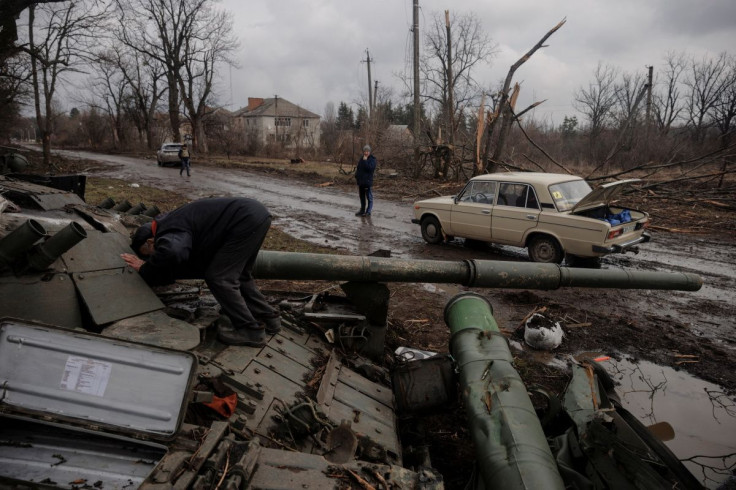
left=482, top=209, right=491, bottom=214
left=526, top=214, right=537, bottom=220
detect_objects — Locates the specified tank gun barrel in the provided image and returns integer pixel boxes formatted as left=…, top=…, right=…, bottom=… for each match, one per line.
left=253, top=251, right=702, bottom=291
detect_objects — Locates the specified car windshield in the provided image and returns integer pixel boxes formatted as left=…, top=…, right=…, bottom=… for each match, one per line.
left=163, top=144, right=182, bottom=151
left=548, top=179, right=592, bottom=211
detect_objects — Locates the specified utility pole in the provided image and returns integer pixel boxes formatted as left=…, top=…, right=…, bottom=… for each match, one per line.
left=363, top=49, right=373, bottom=117
left=645, top=65, right=653, bottom=138
left=444, top=10, right=454, bottom=177
left=413, top=0, right=420, bottom=168
left=374, top=80, right=379, bottom=111
left=274, top=94, right=279, bottom=143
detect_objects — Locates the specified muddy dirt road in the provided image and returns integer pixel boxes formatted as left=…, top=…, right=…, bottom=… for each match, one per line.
left=50, top=148, right=736, bottom=486
left=64, top=149, right=734, bottom=348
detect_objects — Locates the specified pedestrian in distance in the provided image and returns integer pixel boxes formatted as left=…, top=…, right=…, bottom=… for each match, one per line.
left=120, top=197, right=281, bottom=347
left=354, top=144, right=376, bottom=217
left=179, top=144, right=191, bottom=177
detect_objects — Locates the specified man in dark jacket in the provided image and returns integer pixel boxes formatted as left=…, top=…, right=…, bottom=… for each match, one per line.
left=354, top=144, right=377, bottom=216
left=121, top=197, right=281, bottom=347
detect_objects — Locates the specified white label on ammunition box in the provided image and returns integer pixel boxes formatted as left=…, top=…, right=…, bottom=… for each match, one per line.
left=60, top=356, right=112, bottom=397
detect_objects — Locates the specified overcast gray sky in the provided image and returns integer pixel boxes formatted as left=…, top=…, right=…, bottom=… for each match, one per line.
left=219, top=0, right=735, bottom=125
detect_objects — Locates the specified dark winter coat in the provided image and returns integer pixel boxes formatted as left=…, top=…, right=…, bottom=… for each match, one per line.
left=355, top=154, right=377, bottom=186
left=137, top=197, right=270, bottom=285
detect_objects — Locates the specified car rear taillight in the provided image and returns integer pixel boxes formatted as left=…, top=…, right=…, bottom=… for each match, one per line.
left=607, top=229, right=623, bottom=240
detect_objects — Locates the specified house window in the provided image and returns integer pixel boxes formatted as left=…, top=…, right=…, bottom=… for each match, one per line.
left=302, top=119, right=309, bottom=128
left=275, top=117, right=291, bottom=127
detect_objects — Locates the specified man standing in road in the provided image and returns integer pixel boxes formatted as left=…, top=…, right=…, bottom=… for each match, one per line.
left=179, top=144, right=191, bottom=177
left=121, top=197, right=281, bottom=347
left=355, top=144, right=377, bottom=217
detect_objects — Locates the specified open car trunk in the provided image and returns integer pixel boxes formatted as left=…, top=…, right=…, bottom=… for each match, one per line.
left=574, top=204, right=647, bottom=226
left=571, top=180, right=649, bottom=233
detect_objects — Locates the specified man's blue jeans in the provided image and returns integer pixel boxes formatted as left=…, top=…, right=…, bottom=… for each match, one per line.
left=180, top=158, right=191, bottom=176
left=358, top=185, right=373, bottom=214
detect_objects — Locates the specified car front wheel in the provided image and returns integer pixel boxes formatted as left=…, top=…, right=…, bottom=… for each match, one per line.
left=420, top=216, right=444, bottom=244
left=528, top=235, right=563, bottom=263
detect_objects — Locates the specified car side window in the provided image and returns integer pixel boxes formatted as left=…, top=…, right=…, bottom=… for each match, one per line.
left=498, top=183, right=519, bottom=206
left=498, top=183, right=537, bottom=208
left=526, top=188, right=539, bottom=209
left=472, top=181, right=496, bottom=204
left=458, top=181, right=496, bottom=204
left=515, top=185, right=539, bottom=209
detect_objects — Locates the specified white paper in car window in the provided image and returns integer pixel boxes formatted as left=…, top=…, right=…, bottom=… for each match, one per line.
left=60, top=356, right=112, bottom=397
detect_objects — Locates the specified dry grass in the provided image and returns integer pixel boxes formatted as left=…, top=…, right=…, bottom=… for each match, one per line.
left=85, top=176, right=336, bottom=254
left=205, top=155, right=352, bottom=181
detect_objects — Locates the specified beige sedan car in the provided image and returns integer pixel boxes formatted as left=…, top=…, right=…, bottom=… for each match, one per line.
left=411, top=172, right=651, bottom=263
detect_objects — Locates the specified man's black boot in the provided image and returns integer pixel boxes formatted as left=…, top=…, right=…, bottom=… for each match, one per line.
left=262, top=315, right=281, bottom=335
left=216, top=315, right=266, bottom=347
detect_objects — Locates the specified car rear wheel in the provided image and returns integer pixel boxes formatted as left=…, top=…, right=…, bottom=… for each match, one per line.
left=528, top=235, right=563, bottom=263
left=157, top=160, right=163, bottom=166
left=421, top=216, right=443, bottom=244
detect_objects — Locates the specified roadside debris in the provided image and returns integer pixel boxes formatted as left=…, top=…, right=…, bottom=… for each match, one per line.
left=523, top=313, right=565, bottom=350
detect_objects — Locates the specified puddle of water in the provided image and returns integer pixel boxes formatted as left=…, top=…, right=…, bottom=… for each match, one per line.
left=597, top=356, right=736, bottom=488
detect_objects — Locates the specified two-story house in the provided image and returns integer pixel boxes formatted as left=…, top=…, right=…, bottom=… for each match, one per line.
left=233, top=97, right=321, bottom=149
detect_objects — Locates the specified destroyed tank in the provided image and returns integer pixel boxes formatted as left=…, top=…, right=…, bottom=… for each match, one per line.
left=0, top=171, right=704, bottom=490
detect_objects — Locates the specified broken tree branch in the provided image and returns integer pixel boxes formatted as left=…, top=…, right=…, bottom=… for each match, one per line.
left=486, top=18, right=566, bottom=171
left=513, top=113, right=574, bottom=174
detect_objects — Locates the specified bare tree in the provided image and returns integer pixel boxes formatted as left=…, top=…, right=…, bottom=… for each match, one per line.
left=613, top=71, right=647, bottom=128
left=114, top=0, right=198, bottom=145
left=23, top=0, right=109, bottom=167
left=653, top=51, right=686, bottom=134
left=683, top=52, right=729, bottom=143
left=120, top=49, right=167, bottom=150
left=0, top=51, right=31, bottom=142
left=420, top=10, right=496, bottom=178
left=321, top=101, right=339, bottom=160
left=92, top=43, right=166, bottom=150
left=710, top=54, right=736, bottom=139
left=574, top=62, right=619, bottom=140
left=1, top=0, right=67, bottom=138
left=114, top=0, right=237, bottom=152
left=0, top=0, right=66, bottom=60
left=85, top=51, right=129, bottom=148
left=712, top=55, right=736, bottom=187
left=177, top=5, right=238, bottom=153
left=486, top=18, right=565, bottom=172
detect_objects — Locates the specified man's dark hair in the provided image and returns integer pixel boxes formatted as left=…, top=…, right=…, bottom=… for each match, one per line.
left=131, top=222, right=153, bottom=255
